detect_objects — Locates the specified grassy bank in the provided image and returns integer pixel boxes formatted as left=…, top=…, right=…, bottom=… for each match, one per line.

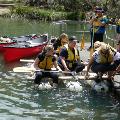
left=11, top=6, right=85, bottom=21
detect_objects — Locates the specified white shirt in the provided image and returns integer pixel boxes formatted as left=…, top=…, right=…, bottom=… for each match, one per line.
left=114, top=52, right=120, bottom=61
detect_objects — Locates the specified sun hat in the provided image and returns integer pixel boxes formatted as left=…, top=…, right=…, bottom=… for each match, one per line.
left=95, top=7, right=104, bottom=13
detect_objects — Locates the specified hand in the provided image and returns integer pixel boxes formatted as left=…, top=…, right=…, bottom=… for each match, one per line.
left=85, top=72, right=90, bottom=79
left=58, top=69, right=62, bottom=73
left=65, top=68, right=70, bottom=71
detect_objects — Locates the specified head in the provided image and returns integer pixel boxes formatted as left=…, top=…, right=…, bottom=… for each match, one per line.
left=95, top=7, right=104, bottom=17
left=94, top=41, right=101, bottom=50
left=43, top=45, right=54, bottom=56
left=68, top=36, right=78, bottom=49
left=99, top=43, right=110, bottom=55
left=59, top=33, right=68, bottom=45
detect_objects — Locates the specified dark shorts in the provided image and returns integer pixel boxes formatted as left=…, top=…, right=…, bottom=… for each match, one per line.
left=58, top=61, right=85, bottom=73
left=91, top=62, right=116, bottom=73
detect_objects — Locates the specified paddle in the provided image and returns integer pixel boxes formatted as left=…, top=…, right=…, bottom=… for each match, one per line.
left=13, top=66, right=109, bottom=81
left=20, top=59, right=34, bottom=62
left=90, top=26, right=94, bottom=58
left=13, top=66, right=72, bottom=74
left=80, top=32, right=85, bottom=50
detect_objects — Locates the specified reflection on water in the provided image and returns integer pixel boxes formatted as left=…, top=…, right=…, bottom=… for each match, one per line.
left=0, top=18, right=119, bottom=120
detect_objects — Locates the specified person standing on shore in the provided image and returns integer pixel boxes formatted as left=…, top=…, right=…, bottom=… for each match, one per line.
left=88, top=7, right=109, bottom=50
left=116, top=18, right=120, bottom=41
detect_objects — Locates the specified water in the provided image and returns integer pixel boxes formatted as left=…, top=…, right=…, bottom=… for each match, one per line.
left=0, top=17, right=120, bottom=120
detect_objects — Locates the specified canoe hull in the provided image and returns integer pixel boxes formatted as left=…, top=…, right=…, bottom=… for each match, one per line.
left=3, top=43, right=47, bottom=63
left=0, top=34, right=40, bottom=52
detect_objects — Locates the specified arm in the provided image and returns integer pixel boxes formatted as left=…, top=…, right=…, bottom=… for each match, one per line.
left=112, top=64, right=120, bottom=76
left=33, top=57, right=40, bottom=70
left=60, top=56, right=69, bottom=71
left=85, top=56, right=94, bottom=77
left=53, top=61, right=62, bottom=71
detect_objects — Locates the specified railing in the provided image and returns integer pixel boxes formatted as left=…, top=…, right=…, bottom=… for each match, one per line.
left=51, top=20, right=118, bottom=47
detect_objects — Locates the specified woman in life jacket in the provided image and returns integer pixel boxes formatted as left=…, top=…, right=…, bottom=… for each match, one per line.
left=58, top=36, right=85, bottom=73
left=85, top=43, right=116, bottom=83
left=53, top=33, right=69, bottom=56
left=88, top=7, right=109, bottom=50
left=33, top=45, right=61, bottom=87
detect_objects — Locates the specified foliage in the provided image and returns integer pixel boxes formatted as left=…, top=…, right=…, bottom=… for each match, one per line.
left=12, top=6, right=69, bottom=21
left=4, top=0, right=120, bottom=21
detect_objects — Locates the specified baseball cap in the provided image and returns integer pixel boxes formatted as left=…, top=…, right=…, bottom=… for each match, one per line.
left=69, top=36, right=78, bottom=42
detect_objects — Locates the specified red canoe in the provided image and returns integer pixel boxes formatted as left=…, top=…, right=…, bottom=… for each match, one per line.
left=0, top=34, right=39, bottom=52
left=2, top=34, right=48, bottom=63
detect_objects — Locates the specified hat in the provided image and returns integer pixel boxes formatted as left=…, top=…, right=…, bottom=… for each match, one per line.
left=69, top=36, right=78, bottom=42
left=95, top=7, right=104, bottom=13
left=43, top=44, right=53, bottom=52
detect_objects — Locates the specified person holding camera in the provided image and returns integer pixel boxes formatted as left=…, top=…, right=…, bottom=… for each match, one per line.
left=88, top=7, right=109, bottom=50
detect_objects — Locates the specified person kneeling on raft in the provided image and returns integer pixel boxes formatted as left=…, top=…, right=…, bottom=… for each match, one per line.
left=33, top=45, right=61, bottom=87
left=85, top=43, right=116, bottom=83
left=58, top=36, right=85, bottom=73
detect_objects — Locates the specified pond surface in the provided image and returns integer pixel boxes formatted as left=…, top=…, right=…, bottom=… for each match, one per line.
left=0, top=17, right=120, bottom=120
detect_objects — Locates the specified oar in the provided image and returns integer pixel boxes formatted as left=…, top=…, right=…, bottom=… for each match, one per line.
left=13, top=66, right=109, bottom=81
left=20, top=59, right=34, bottom=62
left=13, top=66, right=73, bottom=74
left=90, top=26, right=95, bottom=58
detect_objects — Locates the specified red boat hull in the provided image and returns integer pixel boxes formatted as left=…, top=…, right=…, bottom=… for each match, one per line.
left=3, top=43, right=47, bottom=63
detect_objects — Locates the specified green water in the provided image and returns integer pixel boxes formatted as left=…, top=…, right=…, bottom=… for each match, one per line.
left=0, top=17, right=119, bottom=120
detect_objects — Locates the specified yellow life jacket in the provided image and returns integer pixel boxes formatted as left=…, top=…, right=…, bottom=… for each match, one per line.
left=56, top=43, right=68, bottom=55
left=65, top=46, right=80, bottom=68
left=92, top=17, right=103, bottom=32
left=99, top=51, right=113, bottom=64
left=38, top=56, right=53, bottom=69
left=65, top=45, right=79, bottom=61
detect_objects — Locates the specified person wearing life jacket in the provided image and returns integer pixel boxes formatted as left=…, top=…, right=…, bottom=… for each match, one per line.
left=116, top=19, right=120, bottom=41
left=116, top=19, right=120, bottom=33
left=58, top=36, right=85, bottom=73
left=85, top=43, right=116, bottom=83
left=53, top=33, right=69, bottom=56
left=88, top=7, right=109, bottom=50
left=33, top=45, right=61, bottom=87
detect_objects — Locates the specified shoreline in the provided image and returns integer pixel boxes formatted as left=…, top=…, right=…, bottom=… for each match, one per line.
left=0, top=7, right=10, bottom=15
